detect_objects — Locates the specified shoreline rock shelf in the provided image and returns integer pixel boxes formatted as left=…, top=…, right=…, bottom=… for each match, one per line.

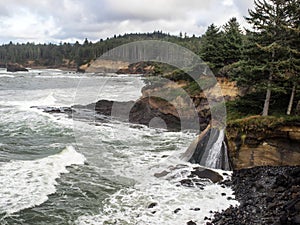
left=208, top=166, right=300, bottom=225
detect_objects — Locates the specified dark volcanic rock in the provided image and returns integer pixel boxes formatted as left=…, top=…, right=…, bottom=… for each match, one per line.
left=82, top=98, right=181, bottom=131
left=179, top=167, right=223, bottom=189
left=148, top=202, right=157, bottom=208
left=189, top=167, right=223, bottom=183
left=209, top=166, right=300, bottom=225
left=40, top=97, right=182, bottom=131
left=128, top=97, right=181, bottom=131
left=31, top=106, right=73, bottom=114
left=7, top=63, right=28, bottom=72
left=174, top=208, right=181, bottom=214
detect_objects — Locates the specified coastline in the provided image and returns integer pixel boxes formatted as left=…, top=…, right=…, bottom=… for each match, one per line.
left=9, top=69, right=300, bottom=224
left=28, top=65, right=78, bottom=72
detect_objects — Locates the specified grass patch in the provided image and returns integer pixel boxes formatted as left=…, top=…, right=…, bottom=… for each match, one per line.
left=227, top=115, right=300, bottom=134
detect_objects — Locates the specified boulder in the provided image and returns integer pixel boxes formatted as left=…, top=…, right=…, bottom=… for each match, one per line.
left=7, top=63, right=28, bottom=72
left=189, top=167, right=223, bottom=183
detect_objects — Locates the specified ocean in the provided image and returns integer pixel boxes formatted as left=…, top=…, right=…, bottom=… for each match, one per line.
left=0, top=69, right=237, bottom=225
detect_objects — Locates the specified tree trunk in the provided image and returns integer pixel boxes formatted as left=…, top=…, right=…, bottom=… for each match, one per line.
left=262, top=88, right=271, bottom=116
left=287, top=84, right=296, bottom=115
left=262, top=74, right=272, bottom=116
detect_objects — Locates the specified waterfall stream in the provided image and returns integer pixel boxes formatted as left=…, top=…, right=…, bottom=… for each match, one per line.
left=183, top=127, right=232, bottom=171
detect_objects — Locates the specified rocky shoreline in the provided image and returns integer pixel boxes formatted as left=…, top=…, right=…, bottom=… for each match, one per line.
left=208, top=166, right=300, bottom=225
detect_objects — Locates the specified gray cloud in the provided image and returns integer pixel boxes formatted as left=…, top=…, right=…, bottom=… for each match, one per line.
left=0, top=0, right=255, bottom=44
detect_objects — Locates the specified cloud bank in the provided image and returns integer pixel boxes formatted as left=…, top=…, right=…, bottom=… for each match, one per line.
left=0, top=0, right=254, bottom=44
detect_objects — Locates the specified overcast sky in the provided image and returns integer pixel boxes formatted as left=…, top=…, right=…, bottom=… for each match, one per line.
left=0, top=0, right=254, bottom=44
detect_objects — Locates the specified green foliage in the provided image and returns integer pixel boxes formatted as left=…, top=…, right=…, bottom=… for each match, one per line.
left=164, top=69, right=193, bottom=82
left=226, top=92, right=264, bottom=121
left=226, top=90, right=296, bottom=121
left=0, top=31, right=202, bottom=68
left=225, top=0, right=300, bottom=116
left=222, top=17, right=244, bottom=66
left=183, top=81, right=201, bottom=96
left=227, top=115, right=300, bottom=134
left=199, top=24, right=225, bottom=73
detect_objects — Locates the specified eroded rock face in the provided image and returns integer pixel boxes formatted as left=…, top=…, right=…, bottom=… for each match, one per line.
left=117, top=61, right=155, bottom=75
left=128, top=97, right=181, bottom=131
left=85, top=59, right=130, bottom=73
left=227, top=125, right=300, bottom=169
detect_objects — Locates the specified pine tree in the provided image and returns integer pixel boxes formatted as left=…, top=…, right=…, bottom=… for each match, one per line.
left=245, top=0, right=296, bottom=116
left=284, top=0, right=300, bottom=115
left=200, top=24, right=224, bottom=74
left=222, top=17, right=244, bottom=65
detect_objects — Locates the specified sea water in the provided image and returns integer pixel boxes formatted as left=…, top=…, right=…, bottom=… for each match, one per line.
left=0, top=68, right=237, bottom=225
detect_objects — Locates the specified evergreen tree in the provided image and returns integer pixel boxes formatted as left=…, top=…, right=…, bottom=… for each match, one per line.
left=222, top=17, right=244, bottom=65
left=283, top=0, right=300, bottom=115
left=200, top=24, right=224, bottom=74
left=245, top=0, right=296, bottom=116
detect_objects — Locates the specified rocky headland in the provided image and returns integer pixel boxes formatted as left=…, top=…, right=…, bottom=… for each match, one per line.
left=36, top=60, right=300, bottom=224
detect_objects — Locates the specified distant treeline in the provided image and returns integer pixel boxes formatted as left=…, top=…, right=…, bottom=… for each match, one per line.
left=0, top=31, right=201, bottom=68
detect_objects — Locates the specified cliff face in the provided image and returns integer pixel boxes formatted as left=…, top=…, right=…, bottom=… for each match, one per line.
left=141, top=77, right=240, bottom=130
left=227, top=118, right=300, bottom=169
left=85, top=59, right=130, bottom=73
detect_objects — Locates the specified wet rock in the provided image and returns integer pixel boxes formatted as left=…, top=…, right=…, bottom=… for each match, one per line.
left=154, top=170, right=169, bottom=178
left=180, top=179, right=194, bottom=187
left=210, top=166, right=300, bottom=225
left=187, top=221, right=197, bottom=225
left=148, top=202, right=157, bottom=208
left=7, top=63, right=28, bottom=72
left=189, top=167, right=223, bottom=183
left=31, top=106, right=74, bottom=114
left=295, top=201, right=300, bottom=211
left=292, top=214, right=300, bottom=224
left=280, top=214, right=288, bottom=224
left=178, top=167, right=223, bottom=188
left=190, top=208, right=200, bottom=211
left=174, top=208, right=181, bottom=214
left=82, top=98, right=181, bottom=131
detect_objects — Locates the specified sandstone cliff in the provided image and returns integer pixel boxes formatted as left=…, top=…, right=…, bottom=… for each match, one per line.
left=85, top=59, right=130, bottom=73
left=226, top=116, right=300, bottom=169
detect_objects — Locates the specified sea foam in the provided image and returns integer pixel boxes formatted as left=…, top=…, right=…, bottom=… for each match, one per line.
left=0, top=146, right=85, bottom=215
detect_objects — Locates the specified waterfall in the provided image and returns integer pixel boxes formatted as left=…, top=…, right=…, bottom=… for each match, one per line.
left=182, top=127, right=232, bottom=171
left=200, top=129, right=231, bottom=170
left=204, top=129, right=225, bottom=168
